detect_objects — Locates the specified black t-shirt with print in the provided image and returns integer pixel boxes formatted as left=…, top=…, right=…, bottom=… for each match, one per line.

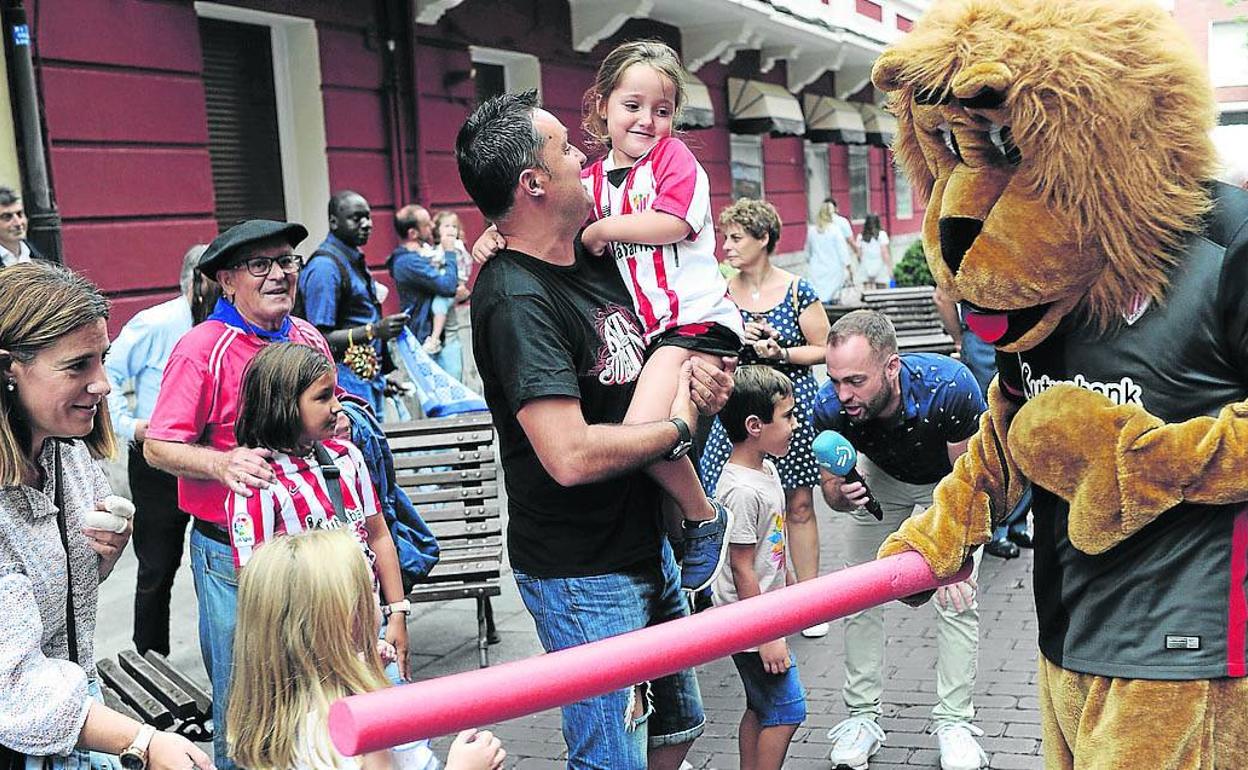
left=470, top=242, right=662, bottom=577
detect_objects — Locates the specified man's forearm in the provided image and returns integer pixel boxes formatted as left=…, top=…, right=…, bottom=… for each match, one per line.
left=144, top=439, right=220, bottom=481
left=546, top=420, right=681, bottom=487
left=323, top=324, right=374, bottom=355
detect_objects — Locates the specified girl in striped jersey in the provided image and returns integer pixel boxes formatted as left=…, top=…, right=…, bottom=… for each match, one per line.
left=228, top=343, right=410, bottom=672
left=228, top=530, right=506, bottom=770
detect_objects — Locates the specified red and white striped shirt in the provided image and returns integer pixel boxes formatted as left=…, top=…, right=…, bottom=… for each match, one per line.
left=583, top=137, right=744, bottom=345
left=227, top=438, right=381, bottom=571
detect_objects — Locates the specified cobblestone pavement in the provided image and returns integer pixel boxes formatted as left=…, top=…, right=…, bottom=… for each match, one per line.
left=97, top=456, right=1042, bottom=770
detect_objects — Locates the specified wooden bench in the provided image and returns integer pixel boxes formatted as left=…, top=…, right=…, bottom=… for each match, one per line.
left=98, top=651, right=212, bottom=740
left=826, top=286, right=956, bottom=355
left=384, top=411, right=502, bottom=668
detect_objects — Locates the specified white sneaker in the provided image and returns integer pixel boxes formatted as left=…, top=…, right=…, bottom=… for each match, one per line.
left=827, top=715, right=886, bottom=769
left=934, top=722, right=988, bottom=770
left=801, top=621, right=830, bottom=638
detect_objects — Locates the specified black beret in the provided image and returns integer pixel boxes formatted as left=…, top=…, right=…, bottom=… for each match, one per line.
left=197, top=220, right=308, bottom=279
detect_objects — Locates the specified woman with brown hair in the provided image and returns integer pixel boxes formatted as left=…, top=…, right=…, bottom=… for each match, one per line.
left=0, top=262, right=212, bottom=770
left=699, top=198, right=832, bottom=636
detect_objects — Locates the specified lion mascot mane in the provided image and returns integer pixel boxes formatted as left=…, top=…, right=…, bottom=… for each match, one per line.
left=870, top=0, right=1248, bottom=767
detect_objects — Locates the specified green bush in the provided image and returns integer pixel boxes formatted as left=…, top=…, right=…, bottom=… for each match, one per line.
left=893, top=239, right=934, bottom=287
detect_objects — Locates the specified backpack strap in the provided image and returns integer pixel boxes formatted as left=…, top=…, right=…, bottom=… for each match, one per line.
left=312, top=442, right=349, bottom=526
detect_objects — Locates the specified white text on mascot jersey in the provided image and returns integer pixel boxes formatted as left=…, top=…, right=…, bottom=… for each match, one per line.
left=1020, top=362, right=1143, bottom=406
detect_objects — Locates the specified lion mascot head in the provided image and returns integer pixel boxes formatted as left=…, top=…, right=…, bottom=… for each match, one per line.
left=872, top=0, right=1219, bottom=351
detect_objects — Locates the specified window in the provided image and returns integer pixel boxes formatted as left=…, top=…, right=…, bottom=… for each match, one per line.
left=1210, top=22, right=1248, bottom=88
left=805, top=141, right=830, bottom=220
left=730, top=135, right=764, bottom=200
left=470, top=47, right=541, bottom=103
left=848, top=144, right=869, bottom=219
left=894, top=158, right=913, bottom=220
left=200, top=18, right=286, bottom=229
left=195, top=3, right=329, bottom=237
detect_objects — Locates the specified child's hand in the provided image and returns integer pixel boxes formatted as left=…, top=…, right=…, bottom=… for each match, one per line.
left=581, top=221, right=609, bottom=256
left=759, top=638, right=791, bottom=674
left=471, top=226, right=506, bottom=264
left=376, top=639, right=397, bottom=665
left=445, top=729, right=506, bottom=770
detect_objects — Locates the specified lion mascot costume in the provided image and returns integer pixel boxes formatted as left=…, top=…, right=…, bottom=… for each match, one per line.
left=870, top=0, right=1248, bottom=767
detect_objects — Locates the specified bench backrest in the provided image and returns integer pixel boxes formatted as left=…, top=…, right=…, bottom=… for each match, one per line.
left=383, top=412, right=502, bottom=597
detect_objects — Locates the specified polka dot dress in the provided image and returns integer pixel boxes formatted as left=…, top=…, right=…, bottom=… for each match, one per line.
left=700, top=279, right=821, bottom=496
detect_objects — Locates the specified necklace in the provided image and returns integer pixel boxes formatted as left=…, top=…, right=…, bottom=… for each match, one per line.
left=744, top=266, right=774, bottom=301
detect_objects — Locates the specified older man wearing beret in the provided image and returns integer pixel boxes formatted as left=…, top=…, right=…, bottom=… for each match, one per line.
left=144, top=219, right=332, bottom=770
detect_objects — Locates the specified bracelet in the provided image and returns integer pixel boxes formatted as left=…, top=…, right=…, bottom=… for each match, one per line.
left=347, top=328, right=355, bottom=346
left=366, top=322, right=375, bottom=341
left=778, top=347, right=789, bottom=363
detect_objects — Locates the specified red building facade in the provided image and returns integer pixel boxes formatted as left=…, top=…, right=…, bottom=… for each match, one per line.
left=20, top=0, right=924, bottom=330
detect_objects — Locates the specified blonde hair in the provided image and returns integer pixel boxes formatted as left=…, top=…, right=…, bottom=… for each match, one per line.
left=814, top=200, right=835, bottom=233
left=432, top=210, right=462, bottom=240
left=0, top=262, right=115, bottom=485
left=227, top=530, right=390, bottom=770
left=583, top=39, right=686, bottom=150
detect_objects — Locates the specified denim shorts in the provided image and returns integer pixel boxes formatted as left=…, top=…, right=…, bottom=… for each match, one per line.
left=731, top=651, right=807, bottom=727
left=513, top=541, right=705, bottom=769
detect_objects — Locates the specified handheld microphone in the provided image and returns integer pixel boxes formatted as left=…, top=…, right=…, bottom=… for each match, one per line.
left=812, top=430, right=884, bottom=521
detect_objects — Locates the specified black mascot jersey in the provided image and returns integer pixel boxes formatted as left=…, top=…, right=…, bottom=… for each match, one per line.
left=997, top=182, right=1248, bottom=679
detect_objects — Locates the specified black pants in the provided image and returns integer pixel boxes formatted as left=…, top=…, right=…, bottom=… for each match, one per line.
left=129, top=441, right=189, bottom=656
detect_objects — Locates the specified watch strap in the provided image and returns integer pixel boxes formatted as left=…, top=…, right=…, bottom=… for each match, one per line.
left=664, top=417, right=692, bottom=461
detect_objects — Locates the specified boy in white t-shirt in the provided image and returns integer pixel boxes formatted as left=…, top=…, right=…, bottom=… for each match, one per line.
left=712, top=366, right=805, bottom=770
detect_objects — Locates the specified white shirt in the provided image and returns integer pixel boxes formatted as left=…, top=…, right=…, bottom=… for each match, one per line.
left=0, top=240, right=32, bottom=268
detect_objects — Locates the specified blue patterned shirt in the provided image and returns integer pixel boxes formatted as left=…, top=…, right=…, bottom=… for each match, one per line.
left=812, top=352, right=984, bottom=484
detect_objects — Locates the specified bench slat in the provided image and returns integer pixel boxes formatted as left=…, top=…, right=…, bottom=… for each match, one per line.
left=102, top=684, right=143, bottom=723
left=403, top=483, right=499, bottom=506
left=98, top=659, right=174, bottom=729
left=407, top=582, right=501, bottom=602
left=119, top=650, right=197, bottom=719
left=144, top=651, right=212, bottom=717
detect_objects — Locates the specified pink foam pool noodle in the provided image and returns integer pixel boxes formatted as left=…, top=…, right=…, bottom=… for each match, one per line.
left=330, top=550, right=969, bottom=755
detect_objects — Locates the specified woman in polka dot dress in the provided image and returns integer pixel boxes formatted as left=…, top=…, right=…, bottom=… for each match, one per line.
left=700, top=199, right=831, bottom=634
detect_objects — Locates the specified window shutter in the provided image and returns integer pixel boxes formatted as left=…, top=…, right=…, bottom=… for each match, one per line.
left=199, top=17, right=287, bottom=232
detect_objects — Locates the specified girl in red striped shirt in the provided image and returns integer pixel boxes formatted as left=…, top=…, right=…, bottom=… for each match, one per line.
left=230, top=342, right=409, bottom=672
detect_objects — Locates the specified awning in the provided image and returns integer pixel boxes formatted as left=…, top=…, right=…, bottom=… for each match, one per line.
left=678, top=70, right=714, bottom=129
left=803, top=94, right=866, bottom=145
left=856, top=103, right=898, bottom=146
left=727, top=78, right=806, bottom=137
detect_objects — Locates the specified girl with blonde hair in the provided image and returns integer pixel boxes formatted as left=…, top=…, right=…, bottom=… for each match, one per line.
left=228, top=529, right=505, bottom=770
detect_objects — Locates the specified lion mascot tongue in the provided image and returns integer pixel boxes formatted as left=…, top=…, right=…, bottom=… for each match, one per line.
left=870, top=0, right=1248, bottom=766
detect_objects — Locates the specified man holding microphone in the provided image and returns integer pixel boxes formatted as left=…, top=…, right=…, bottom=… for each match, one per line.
left=813, top=309, right=989, bottom=770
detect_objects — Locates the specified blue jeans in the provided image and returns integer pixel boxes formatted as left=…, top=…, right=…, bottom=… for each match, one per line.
left=959, top=324, right=998, bottom=397
left=189, top=528, right=239, bottom=770
left=431, top=333, right=463, bottom=383
left=513, top=542, right=704, bottom=769
left=731, top=651, right=807, bottom=727
left=336, top=362, right=386, bottom=419
left=993, top=484, right=1033, bottom=541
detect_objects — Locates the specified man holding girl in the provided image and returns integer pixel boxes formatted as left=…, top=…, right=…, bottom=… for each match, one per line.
left=458, top=90, right=734, bottom=768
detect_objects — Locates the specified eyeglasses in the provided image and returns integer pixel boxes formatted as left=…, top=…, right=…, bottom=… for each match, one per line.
left=232, top=254, right=303, bottom=277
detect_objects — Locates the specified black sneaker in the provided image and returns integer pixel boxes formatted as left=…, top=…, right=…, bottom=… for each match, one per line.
left=680, top=499, right=734, bottom=593
left=985, top=537, right=1020, bottom=559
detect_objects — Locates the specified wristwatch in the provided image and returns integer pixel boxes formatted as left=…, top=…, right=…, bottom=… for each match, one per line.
left=120, top=724, right=157, bottom=770
left=382, top=599, right=412, bottom=618
left=664, top=417, right=693, bottom=461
